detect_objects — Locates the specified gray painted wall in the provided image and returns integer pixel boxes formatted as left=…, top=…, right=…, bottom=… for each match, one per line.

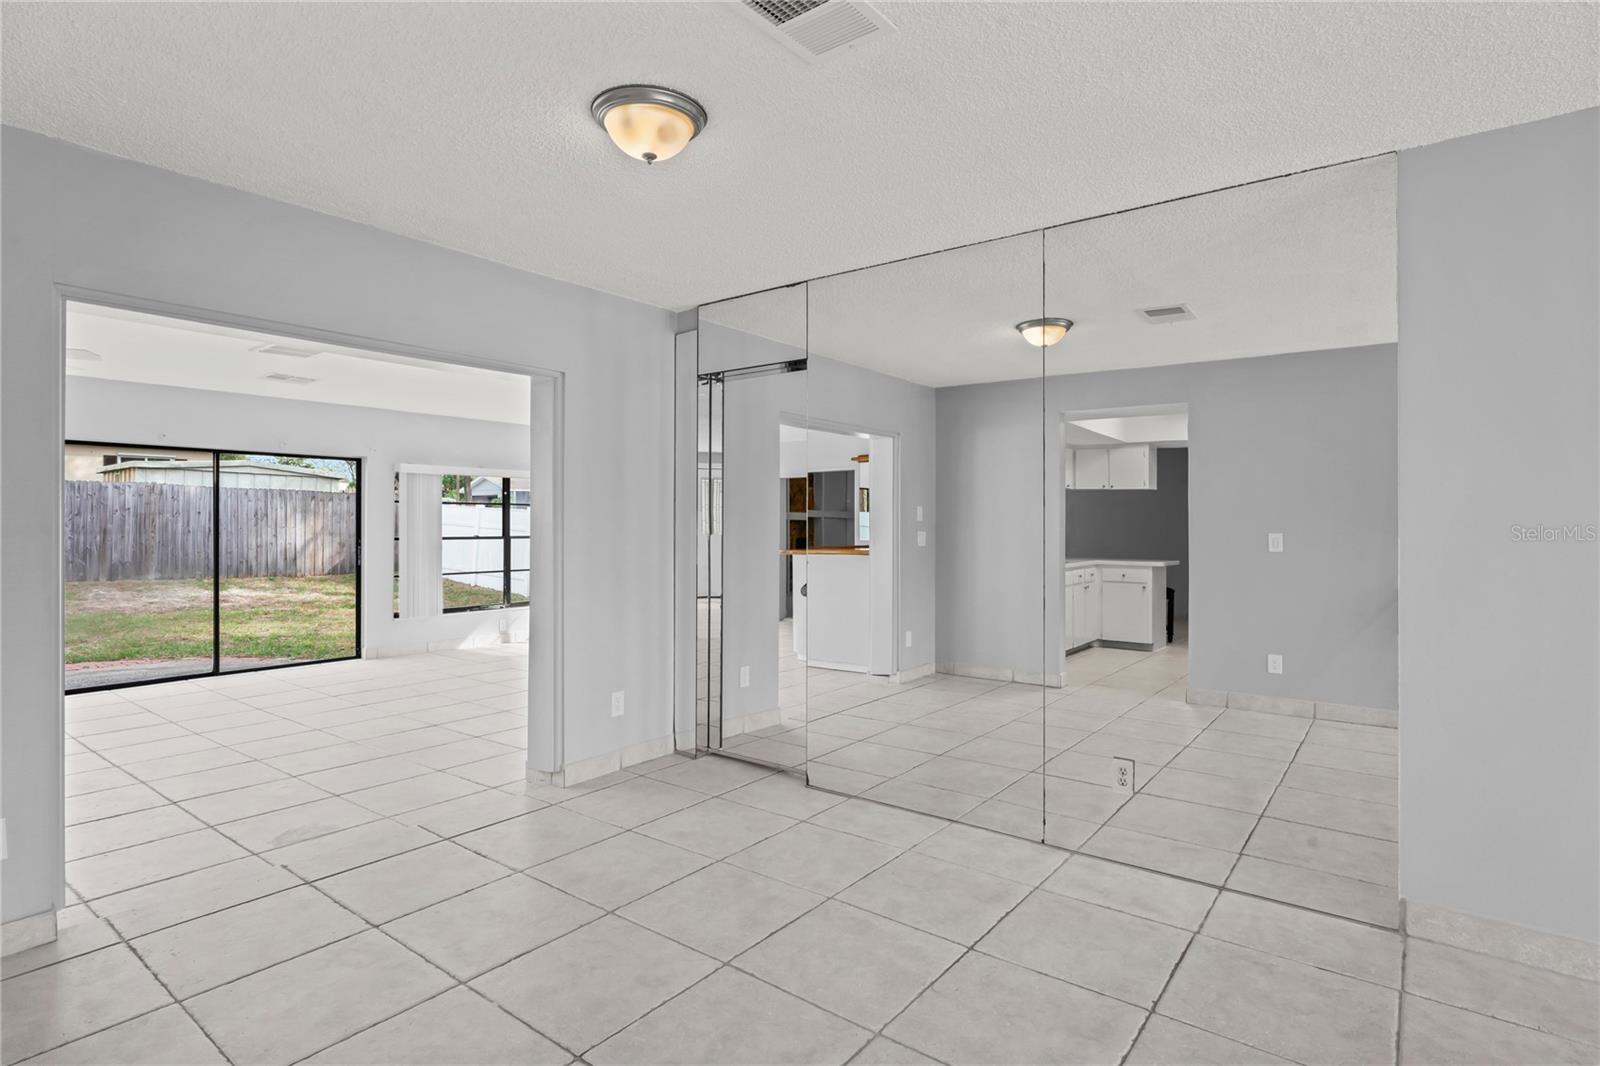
left=1397, top=108, right=1600, bottom=943
left=937, top=344, right=1398, bottom=707
left=1, top=127, right=674, bottom=923
left=1066, top=448, right=1190, bottom=616
left=66, top=376, right=532, bottom=656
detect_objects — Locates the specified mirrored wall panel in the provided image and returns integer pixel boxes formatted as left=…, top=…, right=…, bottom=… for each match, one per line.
left=802, top=230, right=1049, bottom=840
left=679, top=154, right=1398, bottom=889
left=693, top=284, right=808, bottom=767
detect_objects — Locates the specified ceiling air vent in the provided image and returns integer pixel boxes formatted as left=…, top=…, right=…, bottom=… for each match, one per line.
left=252, top=342, right=321, bottom=358
left=262, top=372, right=316, bottom=385
left=736, top=0, right=894, bottom=61
left=65, top=347, right=103, bottom=362
left=1138, top=304, right=1196, bottom=324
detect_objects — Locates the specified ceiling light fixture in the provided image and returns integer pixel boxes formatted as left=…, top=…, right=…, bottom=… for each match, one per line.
left=590, top=85, right=707, bottom=165
left=1014, top=317, right=1074, bottom=348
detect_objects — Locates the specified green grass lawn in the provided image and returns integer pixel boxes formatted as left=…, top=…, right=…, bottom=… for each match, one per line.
left=65, top=575, right=357, bottom=664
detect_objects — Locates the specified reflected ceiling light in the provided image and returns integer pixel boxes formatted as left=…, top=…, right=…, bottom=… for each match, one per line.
left=590, top=85, right=707, bottom=165
left=1014, top=317, right=1074, bottom=347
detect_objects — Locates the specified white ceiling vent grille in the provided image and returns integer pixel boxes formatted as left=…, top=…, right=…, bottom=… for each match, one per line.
left=1138, top=304, right=1196, bottom=324
left=736, top=0, right=894, bottom=61
left=252, top=342, right=321, bottom=358
left=262, top=372, right=316, bottom=385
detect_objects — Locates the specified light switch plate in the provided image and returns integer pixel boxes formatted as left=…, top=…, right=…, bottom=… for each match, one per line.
left=917, top=530, right=927, bottom=547
left=1266, top=654, right=1283, bottom=675
left=610, top=691, right=625, bottom=717
left=739, top=666, right=750, bottom=688
left=916, top=505, right=924, bottom=521
left=1268, top=532, right=1284, bottom=553
left=1113, top=757, right=1135, bottom=793
left=905, top=630, right=913, bottom=647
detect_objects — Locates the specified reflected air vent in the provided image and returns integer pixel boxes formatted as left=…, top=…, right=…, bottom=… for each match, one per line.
left=66, top=348, right=103, bottom=362
left=1138, top=304, right=1195, bottom=324
left=252, top=342, right=322, bottom=358
left=262, top=372, right=316, bottom=385
left=736, top=0, right=894, bottom=61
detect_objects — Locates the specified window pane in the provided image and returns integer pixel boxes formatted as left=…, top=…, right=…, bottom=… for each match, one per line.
left=510, top=537, right=530, bottom=569
left=219, top=453, right=358, bottom=672
left=442, top=539, right=504, bottom=574
left=64, top=443, right=215, bottom=690
left=510, top=569, right=529, bottom=604
left=442, top=572, right=504, bottom=609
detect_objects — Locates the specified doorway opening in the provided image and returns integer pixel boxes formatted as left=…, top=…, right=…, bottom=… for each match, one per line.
left=1059, top=402, right=1190, bottom=678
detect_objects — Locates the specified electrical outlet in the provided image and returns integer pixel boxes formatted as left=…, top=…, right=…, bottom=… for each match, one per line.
left=739, top=665, right=750, bottom=688
left=905, top=630, right=913, bottom=648
left=1266, top=654, right=1283, bottom=675
left=1268, top=532, right=1284, bottom=553
left=917, top=530, right=927, bottom=547
left=1113, top=757, right=1135, bottom=793
left=610, top=690, right=625, bottom=717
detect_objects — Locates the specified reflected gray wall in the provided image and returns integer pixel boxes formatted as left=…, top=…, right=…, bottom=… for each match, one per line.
left=698, top=323, right=936, bottom=724
left=938, top=344, right=1398, bottom=707
left=1398, top=108, right=1599, bottom=942
left=1066, top=448, right=1190, bottom=616
left=933, top=380, right=1048, bottom=682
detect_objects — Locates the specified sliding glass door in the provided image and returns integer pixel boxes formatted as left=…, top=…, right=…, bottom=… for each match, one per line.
left=64, top=442, right=361, bottom=692
left=217, top=452, right=360, bottom=673
left=64, top=443, right=216, bottom=690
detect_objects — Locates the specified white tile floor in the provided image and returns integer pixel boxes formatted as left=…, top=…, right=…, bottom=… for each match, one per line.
left=724, top=623, right=1405, bottom=929
left=6, top=647, right=1598, bottom=1065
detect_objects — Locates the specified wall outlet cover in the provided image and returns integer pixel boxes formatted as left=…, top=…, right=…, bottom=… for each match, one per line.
left=739, top=665, right=750, bottom=688
left=1268, top=532, right=1284, bottom=553
left=904, top=630, right=913, bottom=647
left=916, top=505, right=923, bottom=521
left=917, top=530, right=927, bottom=547
left=1113, top=757, right=1135, bottom=793
left=1266, top=654, right=1283, bottom=675
left=610, top=691, right=625, bottom=717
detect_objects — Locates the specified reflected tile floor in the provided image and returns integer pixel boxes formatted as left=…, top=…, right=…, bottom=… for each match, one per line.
left=8, top=648, right=1597, bottom=1065
left=728, top=625, right=1405, bottom=930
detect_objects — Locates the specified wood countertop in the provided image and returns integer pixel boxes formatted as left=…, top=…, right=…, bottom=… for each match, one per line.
left=781, top=547, right=870, bottom=556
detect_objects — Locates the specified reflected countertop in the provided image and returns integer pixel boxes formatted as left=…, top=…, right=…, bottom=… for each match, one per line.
left=781, top=547, right=869, bottom=556
left=1065, top=557, right=1180, bottom=567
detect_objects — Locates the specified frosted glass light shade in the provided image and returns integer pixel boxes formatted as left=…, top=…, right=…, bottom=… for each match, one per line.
left=1015, top=317, right=1074, bottom=347
left=591, top=86, right=707, bottom=165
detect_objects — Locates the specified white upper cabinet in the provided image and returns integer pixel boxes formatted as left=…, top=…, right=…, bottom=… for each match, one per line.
left=1065, top=445, right=1157, bottom=490
left=1108, top=445, right=1159, bottom=490
left=1073, top=448, right=1110, bottom=490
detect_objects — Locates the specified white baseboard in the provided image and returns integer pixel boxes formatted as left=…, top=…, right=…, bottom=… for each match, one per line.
left=2, top=911, right=57, bottom=957
left=1188, top=687, right=1396, bottom=728
left=1403, top=900, right=1598, bottom=981
left=531, top=734, right=677, bottom=788
left=1228, top=690, right=1315, bottom=719
left=893, top=663, right=936, bottom=683
left=939, top=662, right=1015, bottom=683
left=1314, top=701, right=1398, bottom=728
left=724, top=708, right=782, bottom=737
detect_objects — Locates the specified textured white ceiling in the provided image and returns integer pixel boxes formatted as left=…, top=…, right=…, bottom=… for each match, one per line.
left=3, top=3, right=1594, bottom=312
left=66, top=303, right=531, bottom=424
left=704, top=156, right=1397, bottom=386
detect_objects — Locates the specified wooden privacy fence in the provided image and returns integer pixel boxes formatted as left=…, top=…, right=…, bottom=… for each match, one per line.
left=64, top=481, right=357, bottom=582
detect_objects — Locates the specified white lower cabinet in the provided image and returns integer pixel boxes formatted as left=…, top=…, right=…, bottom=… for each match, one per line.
left=1101, top=579, right=1152, bottom=643
left=1079, top=578, right=1100, bottom=646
